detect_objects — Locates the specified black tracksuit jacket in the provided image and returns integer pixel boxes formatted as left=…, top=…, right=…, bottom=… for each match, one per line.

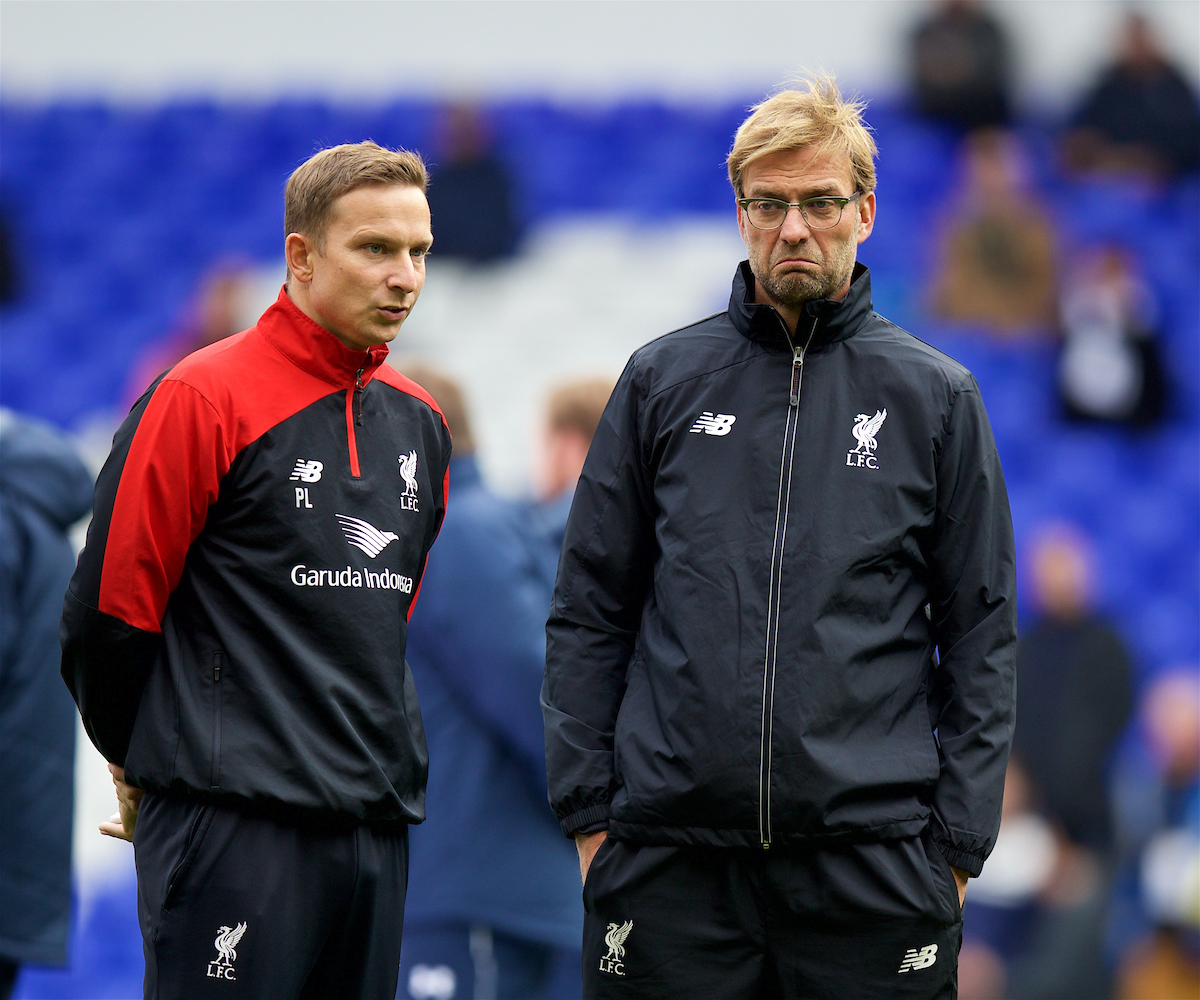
left=61, top=289, right=452, bottom=825
left=543, top=262, right=1016, bottom=876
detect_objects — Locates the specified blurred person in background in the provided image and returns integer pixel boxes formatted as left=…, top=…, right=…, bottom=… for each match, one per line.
left=396, top=363, right=582, bottom=1000
left=1111, top=670, right=1200, bottom=1000
left=60, top=142, right=452, bottom=1000
left=122, top=260, right=254, bottom=411
left=0, top=212, right=19, bottom=305
left=0, top=410, right=92, bottom=999
left=955, top=759, right=1056, bottom=1000
left=525, top=377, right=615, bottom=591
left=426, top=104, right=520, bottom=263
left=909, top=0, right=1013, bottom=133
left=1057, top=244, right=1168, bottom=428
left=957, top=524, right=1134, bottom=998
left=1063, top=10, right=1200, bottom=181
left=929, top=129, right=1058, bottom=335
left=1015, top=524, right=1134, bottom=858
left=545, top=75, right=1016, bottom=999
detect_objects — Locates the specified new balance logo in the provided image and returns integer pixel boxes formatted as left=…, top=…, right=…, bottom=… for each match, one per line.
left=898, top=943, right=938, bottom=973
left=336, top=514, right=399, bottom=558
left=690, top=412, right=736, bottom=436
left=207, top=921, right=246, bottom=981
left=289, top=459, right=323, bottom=483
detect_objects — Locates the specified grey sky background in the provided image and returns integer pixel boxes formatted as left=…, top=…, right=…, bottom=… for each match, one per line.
left=3, top=1, right=1197, bottom=105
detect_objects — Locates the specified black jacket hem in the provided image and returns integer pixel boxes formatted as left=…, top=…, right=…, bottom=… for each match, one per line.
left=607, top=815, right=930, bottom=849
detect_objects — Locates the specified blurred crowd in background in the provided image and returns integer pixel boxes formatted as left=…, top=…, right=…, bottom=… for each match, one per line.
left=1, top=2, right=1197, bottom=999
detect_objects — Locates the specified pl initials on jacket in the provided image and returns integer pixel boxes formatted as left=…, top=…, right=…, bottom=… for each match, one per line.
left=544, top=262, right=1016, bottom=877
left=61, top=288, right=451, bottom=825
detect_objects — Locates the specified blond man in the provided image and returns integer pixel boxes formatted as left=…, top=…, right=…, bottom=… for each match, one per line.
left=62, top=142, right=452, bottom=999
left=543, top=76, right=1016, bottom=999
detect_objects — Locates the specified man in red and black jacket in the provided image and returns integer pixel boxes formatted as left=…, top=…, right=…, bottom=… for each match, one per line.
left=61, top=141, right=452, bottom=1000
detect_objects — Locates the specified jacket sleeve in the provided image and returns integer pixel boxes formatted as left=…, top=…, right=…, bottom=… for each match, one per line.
left=61, top=376, right=230, bottom=764
left=542, top=360, right=657, bottom=836
left=925, top=376, right=1017, bottom=877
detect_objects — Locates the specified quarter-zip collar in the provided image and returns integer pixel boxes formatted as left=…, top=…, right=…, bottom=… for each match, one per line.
left=258, top=286, right=389, bottom=388
left=728, top=260, right=874, bottom=354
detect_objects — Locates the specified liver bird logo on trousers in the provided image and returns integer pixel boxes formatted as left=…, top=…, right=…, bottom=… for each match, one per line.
left=214, top=922, right=246, bottom=965
left=207, top=921, right=247, bottom=980
left=604, top=920, right=633, bottom=962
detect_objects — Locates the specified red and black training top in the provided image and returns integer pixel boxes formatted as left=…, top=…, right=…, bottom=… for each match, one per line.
left=62, top=288, right=452, bottom=825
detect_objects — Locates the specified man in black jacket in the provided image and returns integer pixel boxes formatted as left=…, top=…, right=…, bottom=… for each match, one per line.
left=543, top=76, right=1016, bottom=999
left=61, top=142, right=451, bottom=1000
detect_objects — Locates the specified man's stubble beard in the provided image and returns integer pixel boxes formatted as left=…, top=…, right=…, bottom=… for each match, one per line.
left=750, top=232, right=858, bottom=308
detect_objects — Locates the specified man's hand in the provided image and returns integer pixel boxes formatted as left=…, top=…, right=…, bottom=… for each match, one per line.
left=575, top=830, right=608, bottom=886
left=98, top=763, right=143, bottom=842
left=950, top=865, right=968, bottom=907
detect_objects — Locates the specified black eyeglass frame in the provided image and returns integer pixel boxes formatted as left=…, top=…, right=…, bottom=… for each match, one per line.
left=737, top=192, right=862, bottom=231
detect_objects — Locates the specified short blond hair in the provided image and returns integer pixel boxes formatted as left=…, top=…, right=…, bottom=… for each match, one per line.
left=727, top=74, right=878, bottom=198
left=547, top=377, right=615, bottom=443
left=285, top=140, right=428, bottom=248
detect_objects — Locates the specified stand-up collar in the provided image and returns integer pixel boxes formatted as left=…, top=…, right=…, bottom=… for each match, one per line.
left=728, top=260, right=874, bottom=352
left=257, top=286, right=389, bottom=387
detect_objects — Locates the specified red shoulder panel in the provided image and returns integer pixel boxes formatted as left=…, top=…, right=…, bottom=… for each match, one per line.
left=374, top=364, right=450, bottom=432
left=98, top=329, right=342, bottom=632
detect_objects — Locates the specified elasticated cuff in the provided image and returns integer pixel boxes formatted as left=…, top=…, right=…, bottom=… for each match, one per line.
left=560, top=803, right=610, bottom=838
left=931, top=839, right=985, bottom=878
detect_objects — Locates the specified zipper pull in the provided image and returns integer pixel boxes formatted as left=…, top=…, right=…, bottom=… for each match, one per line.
left=789, top=354, right=803, bottom=406
left=354, top=367, right=365, bottom=426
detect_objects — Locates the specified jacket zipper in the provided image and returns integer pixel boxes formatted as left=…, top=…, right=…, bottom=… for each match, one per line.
left=345, top=366, right=365, bottom=478
left=758, top=314, right=819, bottom=849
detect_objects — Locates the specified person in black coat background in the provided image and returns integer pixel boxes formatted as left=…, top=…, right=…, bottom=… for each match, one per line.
left=1063, top=11, right=1200, bottom=179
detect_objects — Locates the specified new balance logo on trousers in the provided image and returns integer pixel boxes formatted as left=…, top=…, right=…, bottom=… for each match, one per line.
left=898, top=943, right=938, bottom=973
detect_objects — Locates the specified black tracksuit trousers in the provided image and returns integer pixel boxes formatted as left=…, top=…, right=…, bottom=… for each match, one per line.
left=582, top=832, right=962, bottom=1000
left=134, top=791, right=409, bottom=1000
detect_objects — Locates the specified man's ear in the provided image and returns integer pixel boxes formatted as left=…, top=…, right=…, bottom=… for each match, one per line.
left=736, top=200, right=750, bottom=246
left=855, top=192, right=877, bottom=245
left=285, top=232, right=316, bottom=284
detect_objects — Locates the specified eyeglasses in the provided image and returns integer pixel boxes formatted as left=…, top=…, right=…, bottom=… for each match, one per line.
left=737, top=192, right=861, bottom=231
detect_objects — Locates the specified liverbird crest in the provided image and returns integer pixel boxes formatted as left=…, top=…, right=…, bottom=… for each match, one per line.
left=851, top=409, right=887, bottom=454
left=603, top=919, right=633, bottom=962
left=213, top=922, right=247, bottom=966
left=398, top=450, right=419, bottom=497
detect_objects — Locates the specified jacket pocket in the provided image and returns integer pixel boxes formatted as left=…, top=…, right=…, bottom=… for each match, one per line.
left=209, top=652, right=224, bottom=790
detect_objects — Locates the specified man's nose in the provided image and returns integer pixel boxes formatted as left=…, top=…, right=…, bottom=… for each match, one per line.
left=778, top=205, right=811, bottom=243
left=387, top=256, right=420, bottom=292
